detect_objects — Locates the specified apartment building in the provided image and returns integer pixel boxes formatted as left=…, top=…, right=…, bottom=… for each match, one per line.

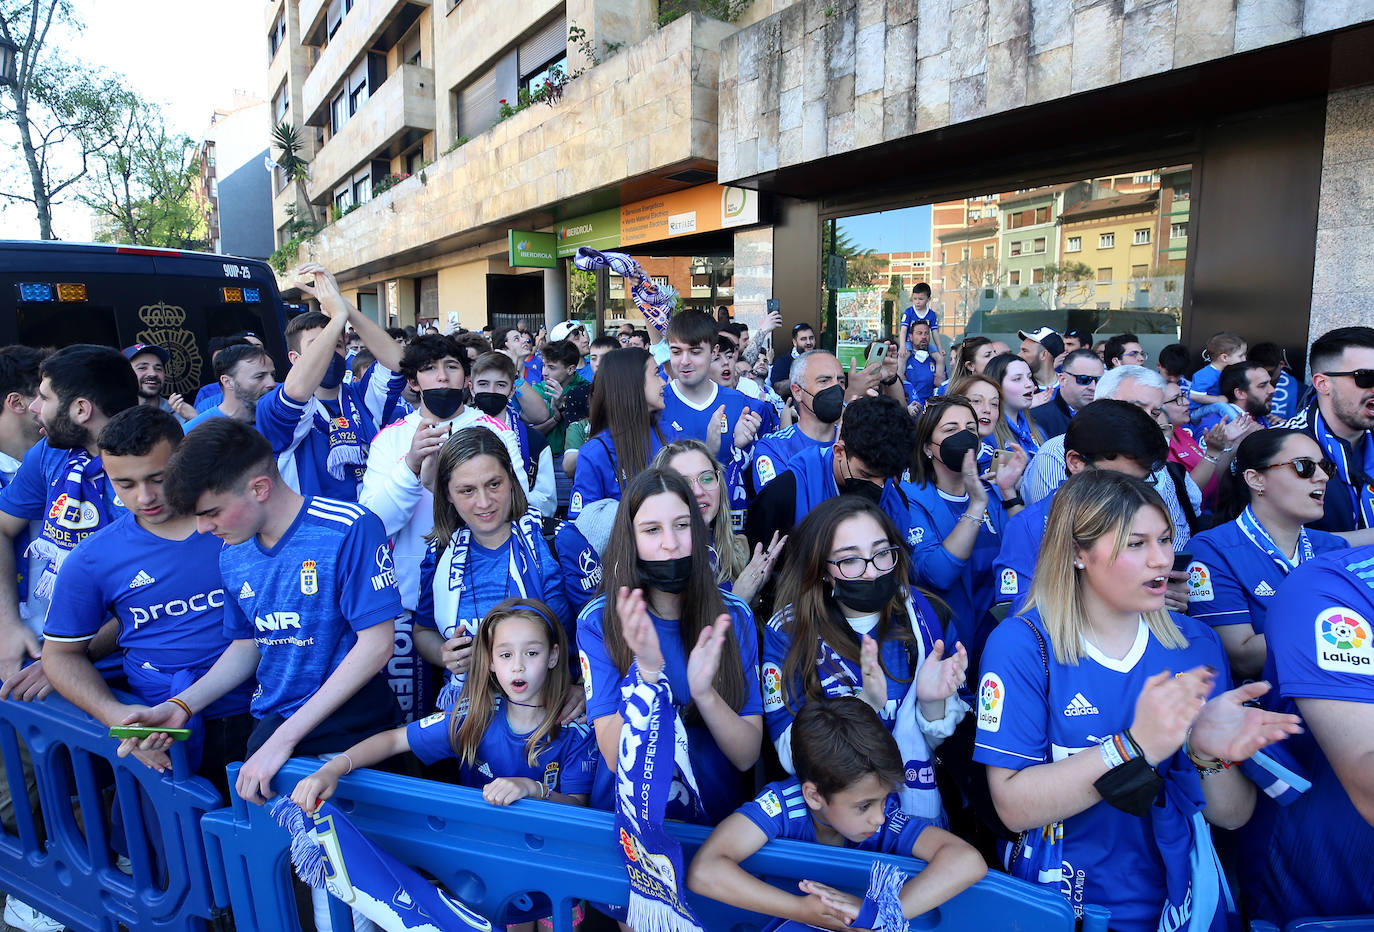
left=198, top=92, right=275, bottom=260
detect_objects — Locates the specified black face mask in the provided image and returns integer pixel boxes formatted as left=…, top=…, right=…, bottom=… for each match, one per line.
left=638, top=556, right=693, bottom=594
left=937, top=429, right=981, bottom=472
left=840, top=477, right=883, bottom=505
left=833, top=570, right=900, bottom=613
left=421, top=387, right=466, bottom=420
left=472, top=391, right=509, bottom=417
left=318, top=352, right=347, bottom=389
left=807, top=384, right=845, bottom=424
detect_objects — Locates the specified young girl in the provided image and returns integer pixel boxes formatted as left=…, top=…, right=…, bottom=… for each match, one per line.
left=292, top=598, right=598, bottom=929
left=576, top=467, right=763, bottom=825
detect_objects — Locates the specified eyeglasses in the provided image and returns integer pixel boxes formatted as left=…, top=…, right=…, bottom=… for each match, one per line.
left=828, top=546, right=900, bottom=579
left=1066, top=373, right=1101, bottom=386
left=686, top=470, right=719, bottom=490
left=1258, top=457, right=1335, bottom=480
left=1321, top=369, right=1374, bottom=389
left=1165, top=394, right=1189, bottom=408
left=1122, top=349, right=1148, bottom=362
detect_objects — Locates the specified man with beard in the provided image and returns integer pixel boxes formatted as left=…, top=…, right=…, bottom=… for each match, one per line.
left=124, top=344, right=195, bottom=423
left=0, top=345, right=137, bottom=678
left=184, top=344, right=277, bottom=431
left=1195, top=361, right=1278, bottom=435
left=1287, top=326, right=1374, bottom=532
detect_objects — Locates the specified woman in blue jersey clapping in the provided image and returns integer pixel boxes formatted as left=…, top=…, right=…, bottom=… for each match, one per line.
left=575, top=467, right=762, bottom=824
left=761, top=495, right=968, bottom=823
left=974, top=470, right=1301, bottom=932
left=1187, top=428, right=1347, bottom=679
left=902, top=395, right=1024, bottom=658
left=568, top=348, right=665, bottom=520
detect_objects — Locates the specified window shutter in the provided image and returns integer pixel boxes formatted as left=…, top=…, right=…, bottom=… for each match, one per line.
left=457, top=51, right=515, bottom=137
left=519, top=16, right=566, bottom=72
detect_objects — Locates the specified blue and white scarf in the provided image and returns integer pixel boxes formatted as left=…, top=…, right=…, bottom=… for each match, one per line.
left=433, top=510, right=549, bottom=710
left=1235, top=506, right=1315, bottom=575
left=272, top=798, right=492, bottom=932
left=30, top=449, right=113, bottom=601
left=315, top=392, right=370, bottom=483
left=1310, top=404, right=1374, bottom=529
left=573, top=248, right=679, bottom=335
left=616, top=664, right=704, bottom=932
left=764, top=861, right=910, bottom=932
left=1151, top=755, right=1235, bottom=932
left=1006, top=411, right=1041, bottom=457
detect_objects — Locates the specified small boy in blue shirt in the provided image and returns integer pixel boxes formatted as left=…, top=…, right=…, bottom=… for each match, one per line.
left=899, top=283, right=938, bottom=351
left=687, top=697, right=984, bottom=928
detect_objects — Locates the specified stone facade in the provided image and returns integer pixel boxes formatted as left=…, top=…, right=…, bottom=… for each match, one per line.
left=1310, top=83, right=1374, bottom=346
left=717, top=0, right=1374, bottom=184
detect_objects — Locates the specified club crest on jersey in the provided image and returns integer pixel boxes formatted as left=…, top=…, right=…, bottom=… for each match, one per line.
left=1315, top=606, right=1374, bottom=673
left=1186, top=562, right=1213, bottom=602
left=977, top=672, right=1004, bottom=732
left=999, top=568, right=1018, bottom=596
left=542, top=762, right=560, bottom=793
left=762, top=661, right=784, bottom=712
left=300, top=559, right=318, bottom=595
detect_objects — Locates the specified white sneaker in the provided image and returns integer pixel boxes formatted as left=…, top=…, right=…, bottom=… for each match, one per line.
left=3, top=896, right=62, bottom=932
left=114, top=855, right=132, bottom=876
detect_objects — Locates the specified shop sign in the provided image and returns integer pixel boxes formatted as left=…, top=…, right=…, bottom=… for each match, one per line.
left=619, top=185, right=760, bottom=249
left=508, top=230, right=557, bottom=268
left=555, top=208, right=622, bottom=258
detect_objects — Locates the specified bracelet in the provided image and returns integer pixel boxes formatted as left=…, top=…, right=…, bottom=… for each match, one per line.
left=958, top=511, right=986, bottom=524
left=1000, top=494, right=1023, bottom=509
left=339, top=752, right=355, bottom=775
left=539, top=781, right=552, bottom=800
left=1184, top=735, right=1229, bottom=776
left=1202, top=453, right=1220, bottom=464
left=167, top=696, right=193, bottom=719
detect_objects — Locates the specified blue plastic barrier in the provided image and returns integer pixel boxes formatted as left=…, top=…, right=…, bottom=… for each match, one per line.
left=203, top=759, right=1100, bottom=932
left=1285, top=921, right=1374, bottom=932
left=0, top=692, right=224, bottom=932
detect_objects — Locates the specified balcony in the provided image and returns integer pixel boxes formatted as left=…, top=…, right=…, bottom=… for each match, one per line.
left=309, top=62, right=435, bottom=200
left=303, top=0, right=429, bottom=126
left=295, top=13, right=732, bottom=280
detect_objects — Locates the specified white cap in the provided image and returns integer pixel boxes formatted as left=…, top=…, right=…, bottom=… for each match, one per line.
left=549, top=321, right=586, bottom=342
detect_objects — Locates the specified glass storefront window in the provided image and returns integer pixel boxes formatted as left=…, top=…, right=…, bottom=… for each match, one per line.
left=599, top=254, right=734, bottom=338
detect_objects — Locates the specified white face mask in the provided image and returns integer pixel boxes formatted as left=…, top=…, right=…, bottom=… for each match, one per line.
left=913, top=350, right=930, bottom=363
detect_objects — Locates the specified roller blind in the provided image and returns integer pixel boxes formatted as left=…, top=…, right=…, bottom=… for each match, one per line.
left=456, top=50, right=516, bottom=137
left=519, top=16, right=566, bottom=73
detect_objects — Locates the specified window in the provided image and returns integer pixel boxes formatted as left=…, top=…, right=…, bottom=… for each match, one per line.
left=1131, top=264, right=1148, bottom=278
left=1008, top=270, right=1021, bottom=285
left=272, top=83, right=289, bottom=123
left=326, top=0, right=353, bottom=39
left=651, top=276, right=670, bottom=288
left=1066, top=236, right=1081, bottom=252
left=1034, top=206, right=1048, bottom=224
left=518, top=16, right=568, bottom=98
left=268, top=13, right=286, bottom=59
left=1133, top=228, right=1150, bottom=245
left=351, top=167, right=372, bottom=204
left=273, top=165, right=286, bottom=194
left=401, top=26, right=422, bottom=67
left=330, top=91, right=348, bottom=134
left=969, top=209, right=981, bottom=220
left=984, top=244, right=995, bottom=257
left=1098, top=233, right=1115, bottom=248
left=961, top=247, right=970, bottom=260
left=347, top=59, right=369, bottom=115
left=1032, top=268, right=1044, bottom=284
left=456, top=50, right=517, bottom=137
left=1171, top=222, right=1188, bottom=239
left=1174, top=184, right=1191, bottom=201
left=1032, top=237, right=1046, bottom=254
left=1010, top=241, right=1021, bottom=256
left=208, top=178, right=218, bottom=198
left=333, top=186, right=352, bottom=210
left=1097, top=267, right=1112, bottom=284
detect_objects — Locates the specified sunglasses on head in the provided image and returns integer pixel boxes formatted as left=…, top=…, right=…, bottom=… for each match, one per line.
left=1258, top=457, right=1335, bottom=480
left=1067, top=373, right=1101, bottom=386
left=1321, top=369, right=1374, bottom=389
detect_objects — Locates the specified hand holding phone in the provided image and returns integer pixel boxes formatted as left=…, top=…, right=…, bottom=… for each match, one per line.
left=109, top=725, right=191, bottom=741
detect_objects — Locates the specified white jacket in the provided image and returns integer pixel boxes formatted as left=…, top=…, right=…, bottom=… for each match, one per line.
left=359, top=407, right=530, bottom=610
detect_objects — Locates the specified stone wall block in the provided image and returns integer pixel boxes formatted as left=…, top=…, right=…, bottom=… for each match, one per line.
left=1029, top=0, right=1073, bottom=53
left=884, top=88, right=917, bottom=138
left=779, top=85, right=804, bottom=130
left=827, top=6, right=859, bottom=79
left=986, top=34, right=1029, bottom=112
left=1312, top=224, right=1374, bottom=295
left=859, top=0, right=888, bottom=29
left=780, top=2, right=806, bottom=51
left=738, top=24, right=761, bottom=81
left=1027, top=42, right=1072, bottom=101
left=988, top=0, right=1031, bottom=45
left=1324, top=85, right=1374, bottom=164
left=884, top=20, right=918, bottom=93
left=802, top=98, right=829, bottom=160
left=1304, top=1, right=1374, bottom=35
left=719, top=34, right=740, bottom=85
left=831, top=73, right=857, bottom=114
left=1316, top=157, right=1374, bottom=232
left=855, top=22, right=888, bottom=94
left=855, top=88, right=886, bottom=146
left=1174, top=0, right=1237, bottom=66
left=1070, top=3, right=1123, bottom=92
left=779, top=125, right=803, bottom=163
left=828, top=110, right=856, bottom=151
left=917, top=0, right=953, bottom=55
left=737, top=78, right=761, bottom=134
left=950, top=0, right=991, bottom=77
left=803, top=27, right=829, bottom=101
left=1235, top=0, right=1301, bottom=51
left=890, top=0, right=921, bottom=25
left=1121, top=0, right=1177, bottom=80
left=949, top=72, right=988, bottom=122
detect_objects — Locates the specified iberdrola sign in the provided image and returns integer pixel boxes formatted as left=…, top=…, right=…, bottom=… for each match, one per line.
left=508, top=230, right=558, bottom=268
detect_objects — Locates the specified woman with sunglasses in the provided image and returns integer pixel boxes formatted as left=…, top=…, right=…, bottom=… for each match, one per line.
left=984, top=353, right=1045, bottom=459
left=902, top=396, right=1024, bottom=659
left=1186, top=429, right=1347, bottom=679
left=761, top=496, right=968, bottom=820
left=653, top=440, right=785, bottom=607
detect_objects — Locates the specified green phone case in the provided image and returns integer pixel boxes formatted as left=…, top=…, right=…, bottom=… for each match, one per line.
left=107, top=726, right=191, bottom=741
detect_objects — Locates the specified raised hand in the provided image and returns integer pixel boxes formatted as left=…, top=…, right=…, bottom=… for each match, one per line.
left=619, top=587, right=664, bottom=682
left=732, top=532, right=787, bottom=605
left=687, top=614, right=731, bottom=702
left=733, top=408, right=763, bottom=451
left=1129, top=666, right=1215, bottom=765
left=916, top=639, right=968, bottom=703
left=440, top=634, right=474, bottom=676
left=858, top=634, right=888, bottom=713
left=962, top=449, right=989, bottom=509
left=1190, top=680, right=1303, bottom=763
left=995, top=443, right=1029, bottom=496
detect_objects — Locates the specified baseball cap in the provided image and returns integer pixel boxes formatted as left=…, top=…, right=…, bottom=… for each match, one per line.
left=1017, top=327, right=1065, bottom=358
left=122, top=343, right=170, bottom=365
left=549, top=321, right=586, bottom=342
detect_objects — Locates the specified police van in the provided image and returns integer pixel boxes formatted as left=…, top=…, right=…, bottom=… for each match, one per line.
left=0, top=241, right=292, bottom=399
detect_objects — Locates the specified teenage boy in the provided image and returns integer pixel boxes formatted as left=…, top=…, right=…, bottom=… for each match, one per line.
left=523, top=339, right=591, bottom=457
left=44, top=407, right=254, bottom=789
left=1188, top=331, right=1247, bottom=417
left=688, top=697, right=984, bottom=927
left=749, top=350, right=844, bottom=493
left=586, top=335, right=619, bottom=379
left=256, top=264, right=407, bottom=501
left=548, top=320, right=594, bottom=382
left=899, top=282, right=938, bottom=349
left=128, top=418, right=403, bottom=806
left=1102, top=332, right=1147, bottom=370
left=0, top=345, right=137, bottom=679
left=1063, top=328, right=1093, bottom=355
left=1030, top=348, right=1104, bottom=439
left=902, top=320, right=946, bottom=406
left=470, top=351, right=555, bottom=516
left=184, top=344, right=278, bottom=430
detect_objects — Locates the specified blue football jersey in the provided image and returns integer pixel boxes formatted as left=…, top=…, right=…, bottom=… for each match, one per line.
left=739, top=779, right=934, bottom=854
left=749, top=425, right=832, bottom=493
left=904, top=355, right=939, bottom=405
left=568, top=430, right=665, bottom=519
left=576, top=590, right=762, bottom=823
left=1244, top=548, right=1374, bottom=923
left=991, top=493, right=1054, bottom=607
left=405, top=698, right=599, bottom=796
left=220, top=497, right=402, bottom=718
left=974, top=609, right=1227, bottom=932
left=1267, top=371, right=1302, bottom=422
left=1188, top=365, right=1222, bottom=413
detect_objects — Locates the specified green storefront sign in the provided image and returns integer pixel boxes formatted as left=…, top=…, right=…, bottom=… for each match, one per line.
left=555, top=207, right=621, bottom=258
left=508, top=230, right=558, bottom=268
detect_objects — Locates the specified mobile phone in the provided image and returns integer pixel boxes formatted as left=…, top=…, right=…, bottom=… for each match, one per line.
left=1172, top=551, right=1193, bottom=573
left=866, top=343, right=887, bottom=366
left=986, top=449, right=1001, bottom=478
left=766, top=298, right=780, bottom=314
left=109, top=725, right=191, bottom=741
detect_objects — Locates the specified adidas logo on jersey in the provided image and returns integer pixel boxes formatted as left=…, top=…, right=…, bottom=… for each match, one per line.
left=478, top=762, right=493, bottom=778
left=1063, top=692, right=1099, bottom=716
left=239, top=582, right=255, bottom=599
left=1253, top=580, right=1276, bottom=597
left=127, top=570, right=155, bottom=589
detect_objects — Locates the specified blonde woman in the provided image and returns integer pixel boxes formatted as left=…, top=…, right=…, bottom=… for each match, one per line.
left=653, top=439, right=785, bottom=607
left=973, top=469, right=1300, bottom=932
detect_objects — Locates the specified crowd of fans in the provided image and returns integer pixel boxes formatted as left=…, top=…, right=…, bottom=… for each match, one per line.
left=0, top=268, right=1370, bottom=932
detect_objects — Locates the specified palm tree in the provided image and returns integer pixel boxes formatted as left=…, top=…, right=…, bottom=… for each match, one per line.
left=271, top=121, right=315, bottom=226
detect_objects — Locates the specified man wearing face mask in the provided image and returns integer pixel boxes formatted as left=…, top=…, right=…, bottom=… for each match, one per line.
left=359, top=337, right=530, bottom=616
left=256, top=265, right=407, bottom=502
left=744, top=394, right=917, bottom=555
left=748, top=350, right=844, bottom=493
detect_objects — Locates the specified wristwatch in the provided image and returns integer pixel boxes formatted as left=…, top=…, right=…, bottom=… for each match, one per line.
left=1000, top=494, right=1024, bottom=509
left=880, top=375, right=900, bottom=386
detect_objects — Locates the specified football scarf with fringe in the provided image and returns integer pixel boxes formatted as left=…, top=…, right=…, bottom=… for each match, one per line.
left=573, top=248, right=678, bottom=335
left=271, top=797, right=493, bottom=932
left=615, top=663, right=704, bottom=932
left=30, top=449, right=112, bottom=601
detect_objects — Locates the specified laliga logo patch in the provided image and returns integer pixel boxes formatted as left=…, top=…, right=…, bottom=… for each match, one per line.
left=300, top=559, right=319, bottom=595
left=977, top=673, right=1004, bottom=732
left=999, top=568, right=1018, bottom=596
left=1186, top=562, right=1213, bottom=602
left=756, top=455, right=776, bottom=485
left=761, top=661, right=784, bottom=712
left=758, top=790, right=782, bottom=817
left=1316, top=606, right=1374, bottom=674
left=579, top=650, right=593, bottom=700
left=570, top=492, right=583, bottom=513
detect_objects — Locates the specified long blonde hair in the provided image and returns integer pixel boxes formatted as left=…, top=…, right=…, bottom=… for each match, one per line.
left=1023, top=470, right=1186, bottom=664
left=450, top=598, right=573, bottom=767
left=652, top=439, right=748, bottom=585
